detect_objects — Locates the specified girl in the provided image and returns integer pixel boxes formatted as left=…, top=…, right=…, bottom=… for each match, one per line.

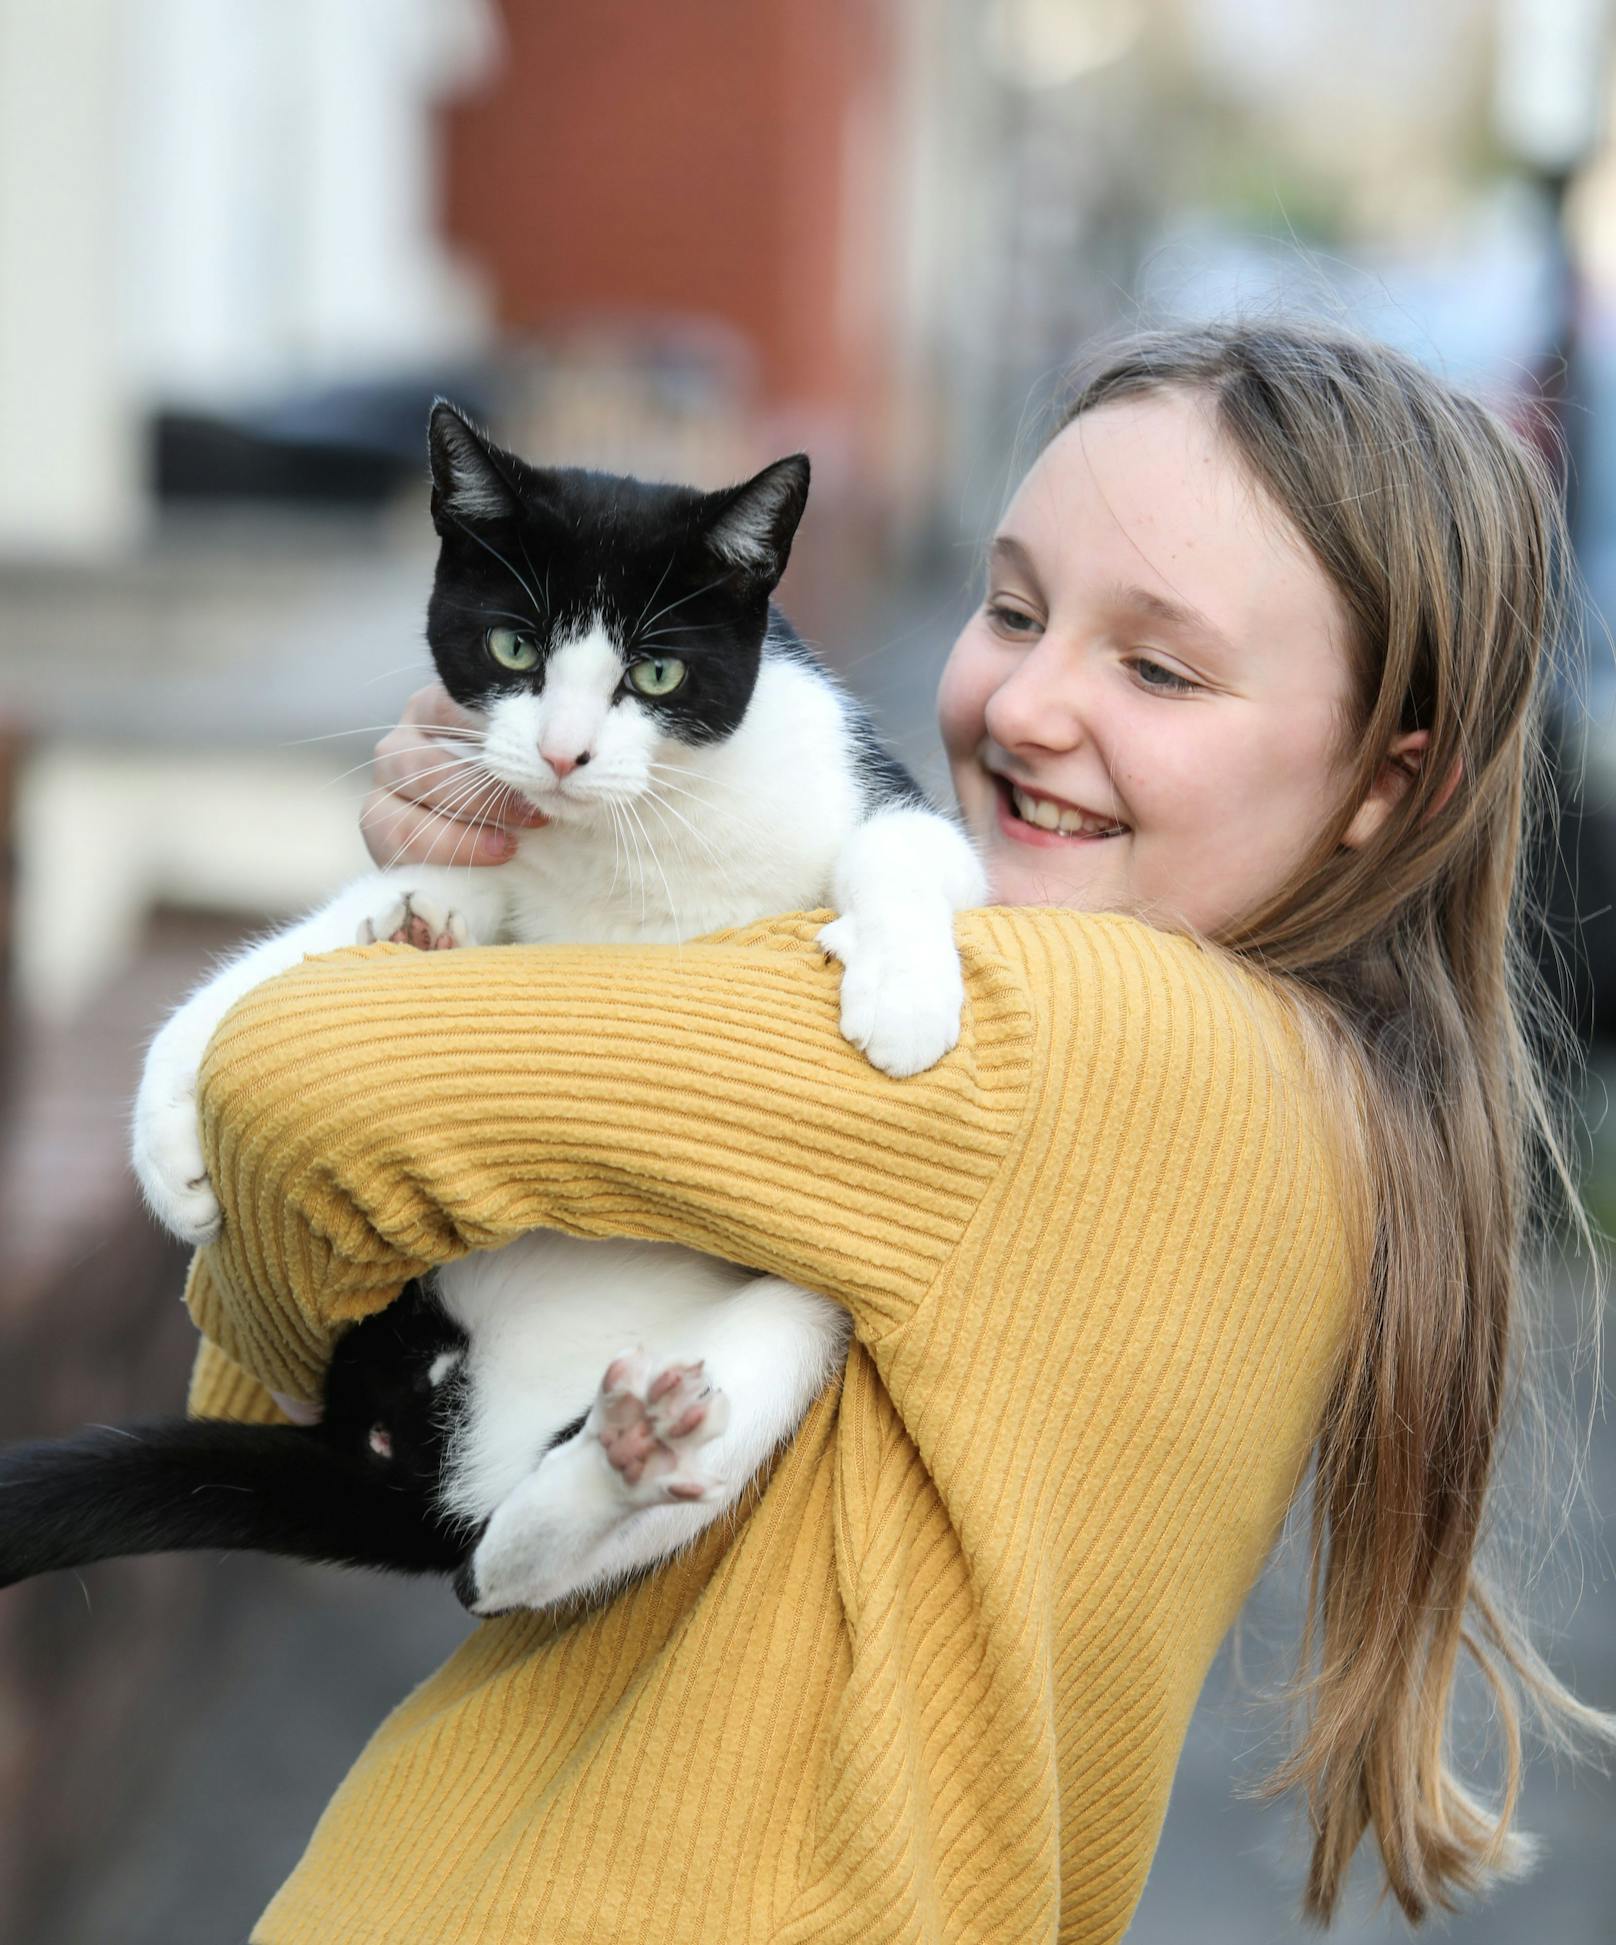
left=184, top=321, right=1611, bottom=1942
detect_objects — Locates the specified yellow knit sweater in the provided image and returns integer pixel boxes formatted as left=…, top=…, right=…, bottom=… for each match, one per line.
left=184, top=908, right=1353, bottom=1944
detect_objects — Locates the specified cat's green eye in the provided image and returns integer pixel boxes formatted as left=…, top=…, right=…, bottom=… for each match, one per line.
left=486, top=626, right=541, bottom=672
left=626, top=656, right=687, bottom=698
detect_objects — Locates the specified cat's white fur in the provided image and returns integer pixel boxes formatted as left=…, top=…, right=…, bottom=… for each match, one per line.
left=133, top=641, right=984, bottom=1613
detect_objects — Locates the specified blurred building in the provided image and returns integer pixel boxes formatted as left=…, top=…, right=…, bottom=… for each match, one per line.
left=2, top=4, right=1615, bottom=1940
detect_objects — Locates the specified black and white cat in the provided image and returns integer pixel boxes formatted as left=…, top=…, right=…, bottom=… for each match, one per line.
left=0, top=405, right=982, bottom=1616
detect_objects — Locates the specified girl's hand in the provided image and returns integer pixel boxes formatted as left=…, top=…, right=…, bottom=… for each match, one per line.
left=361, top=683, right=548, bottom=868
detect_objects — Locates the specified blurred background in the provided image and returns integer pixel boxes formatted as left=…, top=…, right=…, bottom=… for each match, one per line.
left=1, top=1, right=1613, bottom=1939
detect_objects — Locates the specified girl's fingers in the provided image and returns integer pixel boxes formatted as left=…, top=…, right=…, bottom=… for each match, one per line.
left=363, top=683, right=548, bottom=870
left=360, top=785, right=520, bottom=869
left=371, top=721, right=512, bottom=823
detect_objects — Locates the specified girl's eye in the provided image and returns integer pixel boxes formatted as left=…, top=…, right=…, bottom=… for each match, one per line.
left=626, top=655, right=688, bottom=697
left=987, top=601, right=1041, bottom=637
left=486, top=626, right=541, bottom=672
left=1129, top=655, right=1198, bottom=695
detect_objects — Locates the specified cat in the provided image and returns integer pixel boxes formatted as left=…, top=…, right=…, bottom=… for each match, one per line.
left=0, top=404, right=984, bottom=1617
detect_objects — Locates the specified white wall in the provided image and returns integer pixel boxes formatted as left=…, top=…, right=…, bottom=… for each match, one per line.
left=0, top=0, right=497, bottom=556
left=118, top=0, right=498, bottom=406
left=0, top=0, right=140, bottom=555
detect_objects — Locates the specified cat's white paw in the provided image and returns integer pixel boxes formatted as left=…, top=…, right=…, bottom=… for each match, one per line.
left=131, top=1052, right=221, bottom=1245
left=818, top=912, right=964, bottom=1079
left=592, top=1348, right=730, bottom=1507
left=357, top=891, right=469, bottom=953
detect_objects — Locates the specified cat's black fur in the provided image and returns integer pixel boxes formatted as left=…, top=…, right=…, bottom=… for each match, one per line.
left=0, top=1283, right=471, bottom=1587
left=428, top=408, right=804, bottom=747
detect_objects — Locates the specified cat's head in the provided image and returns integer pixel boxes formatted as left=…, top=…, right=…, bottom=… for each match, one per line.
left=424, top=401, right=809, bottom=823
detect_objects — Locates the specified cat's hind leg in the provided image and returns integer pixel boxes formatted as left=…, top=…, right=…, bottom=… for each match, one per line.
left=595, top=1350, right=731, bottom=1504
left=464, top=1279, right=847, bottom=1616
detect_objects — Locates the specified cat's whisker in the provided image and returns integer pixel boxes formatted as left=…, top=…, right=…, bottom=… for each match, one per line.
left=358, top=661, right=438, bottom=690
left=517, top=529, right=549, bottom=620
left=279, top=724, right=483, bottom=749
left=418, top=728, right=490, bottom=749
left=355, top=756, right=497, bottom=831
left=604, top=799, right=627, bottom=901
left=335, top=749, right=483, bottom=797
left=445, top=513, right=547, bottom=629
left=639, top=778, right=735, bottom=855
left=643, top=766, right=746, bottom=809
left=644, top=763, right=754, bottom=809
left=639, top=787, right=738, bottom=871
left=445, top=782, right=516, bottom=876
left=374, top=813, right=446, bottom=879
left=632, top=554, right=676, bottom=639
left=430, top=767, right=511, bottom=836
left=638, top=791, right=744, bottom=904
left=615, top=797, right=653, bottom=924
left=637, top=797, right=750, bottom=910
left=435, top=598, right=544, bottom=632
left=635, top=622, right=717, bottom=645
left=638, top=575, right=728, bottom=639
left=369, top=764, right=506, bottom=876
left=354, top=768, right=490, bottom=838
left=441, top=778, right=507, bottom=873
left=478, top=784, right=528, bottom=868
left=645, top=757, right=749, bottom=789
left=622, top=798, right=676, bottom=934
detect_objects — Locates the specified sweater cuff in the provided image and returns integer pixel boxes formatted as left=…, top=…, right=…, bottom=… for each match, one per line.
left=186, top=1332, right=298, bottom=1425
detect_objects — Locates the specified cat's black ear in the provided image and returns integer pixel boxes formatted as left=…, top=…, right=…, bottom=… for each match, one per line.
left=701, top=454, right=810, bottom=585
left=428, top=402, right=522, bottom=527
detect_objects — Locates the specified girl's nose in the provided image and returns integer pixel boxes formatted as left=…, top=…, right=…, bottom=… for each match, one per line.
left=983, top=640, right=1086, bottom=754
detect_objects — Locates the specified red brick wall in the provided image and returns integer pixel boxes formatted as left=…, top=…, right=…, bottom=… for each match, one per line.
left=442, top=0, right=888, bottom=419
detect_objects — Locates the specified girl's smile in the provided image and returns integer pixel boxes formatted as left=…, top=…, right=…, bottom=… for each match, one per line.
left=989, top=771, right=1128, bottom=845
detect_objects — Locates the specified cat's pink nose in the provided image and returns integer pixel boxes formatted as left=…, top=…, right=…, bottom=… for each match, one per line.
left=542, top=747, right=591, bottom=778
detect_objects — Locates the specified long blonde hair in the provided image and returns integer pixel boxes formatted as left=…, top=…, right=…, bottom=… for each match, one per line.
left=1064, top=321, right=1613, bottom=1922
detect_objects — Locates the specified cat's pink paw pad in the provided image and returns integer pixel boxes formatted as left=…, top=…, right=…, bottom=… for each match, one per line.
left=594, top=1350, right=730, bottom=1505
left=358, top=894, right=468, bottom=953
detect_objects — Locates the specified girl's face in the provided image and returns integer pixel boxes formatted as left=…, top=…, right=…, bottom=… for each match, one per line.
left=938, top=391, right=1362, bottom=932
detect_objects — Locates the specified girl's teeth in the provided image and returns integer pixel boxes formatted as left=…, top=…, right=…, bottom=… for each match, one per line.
left=1010, top=785, right=1122, bottom=837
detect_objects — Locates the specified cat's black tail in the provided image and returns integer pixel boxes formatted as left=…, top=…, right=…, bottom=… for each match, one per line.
left=0, top=1418, right=467, bottom=1586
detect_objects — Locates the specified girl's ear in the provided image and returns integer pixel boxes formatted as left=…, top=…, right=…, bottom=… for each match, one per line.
left=1342, top=730, right=1461, bottom=848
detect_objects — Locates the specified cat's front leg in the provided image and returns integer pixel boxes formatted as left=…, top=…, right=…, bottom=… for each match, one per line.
left=132, top=912, right=360, bottom=1245
left=353, top=865, right=509, bottom=954
left=132, top=871, right=508, bottom=1245
left=817, top=804, right=986, bottom=1078
left=133, top=999, right=236, bottom=1244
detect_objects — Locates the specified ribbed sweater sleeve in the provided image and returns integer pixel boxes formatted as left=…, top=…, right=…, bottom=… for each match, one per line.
left=185, top=913, right=1035, bottom=1404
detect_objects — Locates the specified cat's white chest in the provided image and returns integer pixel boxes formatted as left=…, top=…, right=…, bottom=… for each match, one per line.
left=501, top=848, right=775, bottom=945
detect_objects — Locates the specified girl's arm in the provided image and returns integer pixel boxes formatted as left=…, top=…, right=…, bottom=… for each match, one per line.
left=184, top=913, right=1035, bottom=1405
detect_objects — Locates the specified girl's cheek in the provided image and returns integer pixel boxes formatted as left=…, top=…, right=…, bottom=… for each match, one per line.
left=936, top=641, right=990, bottom=757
